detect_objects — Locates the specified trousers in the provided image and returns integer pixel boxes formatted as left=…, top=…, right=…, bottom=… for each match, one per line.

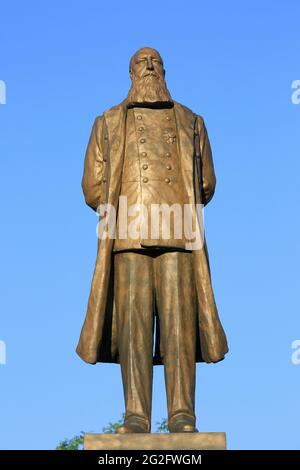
left=113, top=248, right=197, bottom=430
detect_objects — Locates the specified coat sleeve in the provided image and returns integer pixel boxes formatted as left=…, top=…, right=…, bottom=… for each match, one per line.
left=81, top=116, right=105, bottom=211
left=196, top=115, right=216, bottom=206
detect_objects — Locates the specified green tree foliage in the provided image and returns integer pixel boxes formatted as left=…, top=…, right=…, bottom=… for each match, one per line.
left=56, top=433, right=85, bottom=450
left=155, top=417, right=168, bottom=433
left=56, top=416, right=168, bottom=450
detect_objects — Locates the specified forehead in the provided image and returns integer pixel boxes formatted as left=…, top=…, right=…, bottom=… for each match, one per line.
left=134, top=49, right=162, bottom=62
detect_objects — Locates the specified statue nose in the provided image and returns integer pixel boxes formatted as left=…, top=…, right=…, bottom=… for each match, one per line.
left=147, top=57, right=154, bottom=70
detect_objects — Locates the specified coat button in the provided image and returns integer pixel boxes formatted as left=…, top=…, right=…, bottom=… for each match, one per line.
left=141, top=152, right=147, bottom=157
left=138, top=127, right=144, bottom=131
left=137, top=115, right=142, bottom=120
left=102, top=177, right=106, bottom=183
left=165, top=152, right=171, bottom=157
left=166, top=164, right=172, bottom=170
left=142, top=164, right=148, bottom=170
left=143, top=177, right=148, bottom=183
left=164, top=177, right=170, bottom=183
left=140, top=138, right=146, bottom=143
left=103, top=157, right=107, bottom=162
left=166, top=116, right=171, bottom=121
left=104, top=135, right=108, bottom=140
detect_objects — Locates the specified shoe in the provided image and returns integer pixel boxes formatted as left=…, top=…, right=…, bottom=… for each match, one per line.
left=115, top=415, right=150, bottom=434
left=168, top=414, right=198, bottom=433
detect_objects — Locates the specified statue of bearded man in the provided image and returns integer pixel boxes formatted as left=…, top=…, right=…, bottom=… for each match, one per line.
left=76, top=47, right=228, bottom=434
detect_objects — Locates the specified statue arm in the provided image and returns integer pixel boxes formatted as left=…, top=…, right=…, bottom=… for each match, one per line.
left=81, top=116, right=105, bottom=211
left=196, top=116, right=216, bottom=206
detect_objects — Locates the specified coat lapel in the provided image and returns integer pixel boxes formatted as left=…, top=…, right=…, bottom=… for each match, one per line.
left=174, top=101, right=196, bottom=197
left=104, top=103, right=127, bottom=214
left=174, top=102, right=205, bottom=250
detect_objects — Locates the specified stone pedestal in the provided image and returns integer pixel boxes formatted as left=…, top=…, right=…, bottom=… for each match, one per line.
left=84, top=432, right=226, bottom=450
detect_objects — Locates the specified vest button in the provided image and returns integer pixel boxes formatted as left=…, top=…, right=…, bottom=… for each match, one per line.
left=141, top=152, right=147, bottom=157
left=138, top=127, right=144, bottom=131
left=103, top=157, right=107, bottom=162
left=165, top=152, right=171, bottom=157
left=137, top=115, right=142, bottom=120
left=166, top=164, right=172, bottom=170
left=166, top=116, right=171, bottom=121
left=140, top=138, right=146, bottom=143
left=164, top=177, right=170, bottom=183
left=142, top=164, right=148, bottom=170
left=102, top=177, right=106, bottom=183
left=143, top=177, right=148, bottom=183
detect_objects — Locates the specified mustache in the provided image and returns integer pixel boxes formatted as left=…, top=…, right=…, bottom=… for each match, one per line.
left=142, top=71, right=159, bottom=78
left=134, top=71, right=160, bottom=81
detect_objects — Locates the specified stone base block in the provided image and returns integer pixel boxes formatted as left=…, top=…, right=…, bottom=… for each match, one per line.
left=84, top=432, right=226, bottom=450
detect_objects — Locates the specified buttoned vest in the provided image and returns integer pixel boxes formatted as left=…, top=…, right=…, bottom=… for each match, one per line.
left=113, top=106, right=191, bottom=252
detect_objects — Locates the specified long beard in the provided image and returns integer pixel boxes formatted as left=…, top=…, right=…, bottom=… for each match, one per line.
left=127, top=74, right=172, bottom=104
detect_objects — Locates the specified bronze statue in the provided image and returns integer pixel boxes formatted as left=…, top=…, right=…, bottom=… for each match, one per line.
left=76, top=47, right=228, bottom=434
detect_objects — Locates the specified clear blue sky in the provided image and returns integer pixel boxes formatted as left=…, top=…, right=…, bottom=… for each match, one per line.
left=0, top=0, right=299, bottom=450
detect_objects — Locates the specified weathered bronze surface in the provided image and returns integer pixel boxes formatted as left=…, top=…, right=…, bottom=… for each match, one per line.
left=77, top=47, right=228, bottom=433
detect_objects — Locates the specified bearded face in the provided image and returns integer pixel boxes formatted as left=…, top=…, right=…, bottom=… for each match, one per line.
left=126, top=48, right=172, bottom=105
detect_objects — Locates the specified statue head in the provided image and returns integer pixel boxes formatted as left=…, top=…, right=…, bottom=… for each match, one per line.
left=127, top=47, right=172, bottom=105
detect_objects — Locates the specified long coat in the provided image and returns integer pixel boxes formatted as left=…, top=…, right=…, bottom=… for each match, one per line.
left=76, top=100, right=229, bottom=365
